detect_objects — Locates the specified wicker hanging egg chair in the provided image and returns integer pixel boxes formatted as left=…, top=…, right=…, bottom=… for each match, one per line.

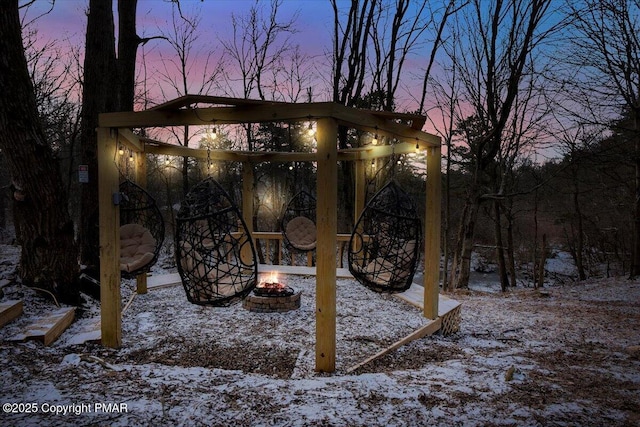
left=348, top=180, right=422, bottom=293
left=175, top=177, right=258, bottom=306
left=119, top=180, right=165, bottom=278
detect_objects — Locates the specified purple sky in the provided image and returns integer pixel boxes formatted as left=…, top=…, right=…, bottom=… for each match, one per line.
left=27, top=1, right=334, bottom=63
left=24, top=1, right=349, bottom=103
left=23, top=0, right=451, bottom=137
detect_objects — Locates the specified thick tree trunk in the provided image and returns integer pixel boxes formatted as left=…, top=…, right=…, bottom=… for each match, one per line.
left=117, top=0, right=139, bottom=112
left=0, top=1, right=79, bottom=304
left=79, top=0, right=118, bottom=270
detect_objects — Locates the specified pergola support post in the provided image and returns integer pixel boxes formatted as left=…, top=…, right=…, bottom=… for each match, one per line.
left=354, top=159, right=366, bottom=223
left=424, top=146, right=441, bottom=319
left=315, top=118, right=338, bottom=372
left=242, top=162, right=254, bottom=265
left=134, top=143, right=148, bottom=294
left=98, top=127, right=122, bottom=347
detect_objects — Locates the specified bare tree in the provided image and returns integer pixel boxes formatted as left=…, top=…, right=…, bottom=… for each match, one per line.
left=219, top=0, right=298, bottom=104
left=154, top=3, right=223, bottom=196
left=0, top=1, right=79, bottom=303
left=331, top=0, right=456, bottom=229
left=566, top=0, right=640, bottom=278
left=445, top=0, right=556, bottom=289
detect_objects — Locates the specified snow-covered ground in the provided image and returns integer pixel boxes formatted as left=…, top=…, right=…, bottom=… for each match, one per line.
left=1, top=244, right=639, bottom=426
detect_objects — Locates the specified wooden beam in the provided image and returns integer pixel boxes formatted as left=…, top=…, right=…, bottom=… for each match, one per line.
left=330, top=103, right=439, bottom=146
left=135, top=148, right=148, bottom=295
left=354, top=159, right=366, bottom=220
left=0, top=300, right=23, bottom=328
left=99, top=103, right=338, bottom=128
left=8, top=307, right=75, bottom=346
left=117, top=128, right=144, bottom=152
left=339, top=141, right=424, bottom=161
left=147, top=139, right=425, bottom=164
left=345, top=318, right=442, bottom=373
left=423, top=146, right=441, bottom=319
left=97, top=127, right=122, bottom=347
left=315, top=117, right=338, bottom=373
left=146, top=144, right=249, bottom=162
left=242, top=162, right=254, bottom=265
left=100, top=102, right=439, bottom=148
left=149, top=94, right=290, bottom=111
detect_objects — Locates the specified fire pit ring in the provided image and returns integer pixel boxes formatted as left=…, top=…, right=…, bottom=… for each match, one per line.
left=243, top=277, right=301, bottom=313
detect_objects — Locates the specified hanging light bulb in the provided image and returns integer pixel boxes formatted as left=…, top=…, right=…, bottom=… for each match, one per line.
left=307, top=122, right=315, bottom=137
left=118, top=145, right=124, bottom=156
left=165, top=156, right=170, bottom=166
left=129, top=151, right=134, bottom=162
left=289, top=164, right=294, bottom=171
left=372, top=133, right=378, bottom=145
left=415, top=141, right=420, bottom=153
left=212, top=127, right=218, bottom=140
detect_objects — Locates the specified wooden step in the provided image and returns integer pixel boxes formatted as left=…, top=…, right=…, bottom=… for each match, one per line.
left=395, top=284, right=462, bottom=336
left=7, top=307, right=75, bottom=346
left=65, top=318, right=101, bottom=345
left=0, top=300, right=23, bottom=328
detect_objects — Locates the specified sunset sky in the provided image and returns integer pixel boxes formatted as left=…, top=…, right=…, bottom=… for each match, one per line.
left=24, top=0, right=435, bottom=113
left=27, top=0, right=334, bottom=55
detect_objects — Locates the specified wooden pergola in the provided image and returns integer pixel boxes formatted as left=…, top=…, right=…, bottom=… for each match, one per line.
left=97, top=95, right=442, bottom=373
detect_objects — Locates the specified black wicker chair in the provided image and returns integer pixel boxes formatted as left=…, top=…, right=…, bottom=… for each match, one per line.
left=281, top=190, right=317, bottom=252
left=119, top=180, right=165, bottom=278
left=175, top=177, right=258, bottom=306
left=348, top=181, right=422, bottom=293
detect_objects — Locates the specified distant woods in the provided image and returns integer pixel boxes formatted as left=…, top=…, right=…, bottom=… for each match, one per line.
left=0, top=0, right=639, bottom=306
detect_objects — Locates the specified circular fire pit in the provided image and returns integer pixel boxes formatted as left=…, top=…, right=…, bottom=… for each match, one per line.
left=243, top=280, right=301, bottom=313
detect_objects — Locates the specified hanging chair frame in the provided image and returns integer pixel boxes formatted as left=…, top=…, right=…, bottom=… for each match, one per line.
left=118, top=179, right=165, bottom=279
left=348, top=180, right=422, bottom=293
left=175, top=177, right=258, bottom=307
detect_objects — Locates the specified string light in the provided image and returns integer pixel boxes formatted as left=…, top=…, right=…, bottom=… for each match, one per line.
left=307, top=122, right=315, bottom=137
left=118, top=145, right=124, bottom=156
left=372, top=133, right=378, bottom=145
left=128, top=151, right=134, bottom=162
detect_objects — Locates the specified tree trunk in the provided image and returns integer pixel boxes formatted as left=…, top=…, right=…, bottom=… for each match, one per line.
left=79, top=0, right=118, bottom=270
left=536, top=233, right=547, bottom=289
left=631, top=110, right=640, bottom=278
left=450, top=195, right=480, bottom=289
left=572, top=166, right=587, bottom=280
left=494, top=199, right=509, bottom=292
left=505, top=207, right=517, bottom=288
left=442, top=133, right=452, bottom=291
left=117, top=0, right=139, bottom=112
left=0, top=1, right=79, bottom=304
